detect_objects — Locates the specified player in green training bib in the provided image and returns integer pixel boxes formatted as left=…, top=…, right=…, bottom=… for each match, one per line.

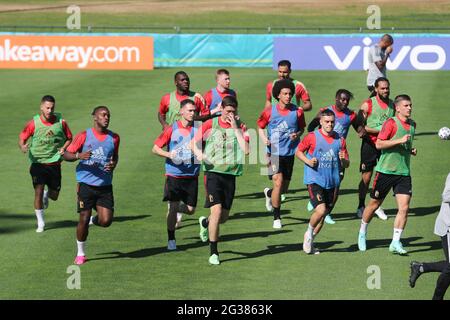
left=192, top=95, right=250, bottom=265
left=357, top=94, right=417, bottom=255
left=356, top=77, right=395, bottom=221
left=18, top=95, right=73, bottom=232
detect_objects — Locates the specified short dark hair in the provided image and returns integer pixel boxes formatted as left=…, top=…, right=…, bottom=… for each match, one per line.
left=180, top=98, right=195, bottom=109
left=41, top=95, right=55, bottom=104
left=278, top=60, right=292, bottom=69
left=216, top=69, right=229, bottom=76
left=335, top=89, right=353, bottom=100
left=174, top=71, right=188, bottom=81
left=382, top=34, right=394, bottom=44
left=320, top=109, right=335, bottom=118
left=374, top=77, right=390, bottom=88
left=91, top=106, right=109, bottom=115
left=272, top=79, right=295, bottom=101
left=222, top=95, right=238, bottom=109
left=394, top=94, right=411, bottom=106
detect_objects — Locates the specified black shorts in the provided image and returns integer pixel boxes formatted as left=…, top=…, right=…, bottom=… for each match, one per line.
left=339, top=167, right=345, bottom=181
left=204, top=172, right=236, bottom=210
left=370, top=172, right=412, bottom=200
left=163, top=176, right=198, bottom=207
left=360, top=139, right=381, bottom=172
left=268, top=155, right=295, bottom=181
left=77, top=183, right=114, bottom=213
left=307, top=184, right=338, bottom=210
left=29, top=163, right=61, bottom=191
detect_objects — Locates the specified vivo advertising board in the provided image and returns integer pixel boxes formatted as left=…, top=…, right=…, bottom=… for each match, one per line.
left=273, top=35, right=450, bottom=71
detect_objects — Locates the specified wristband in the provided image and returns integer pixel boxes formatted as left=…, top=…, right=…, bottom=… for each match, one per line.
left=75, top=152, right=79, bottom=159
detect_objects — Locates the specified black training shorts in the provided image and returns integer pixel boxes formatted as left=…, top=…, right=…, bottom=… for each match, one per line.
left=30, top=163, right=61, bottom=191
left=77, top=182, right=114, bottom=213
left=163, top=176, right=198, bottom=207
left=204, top=172, right=236, bottom=210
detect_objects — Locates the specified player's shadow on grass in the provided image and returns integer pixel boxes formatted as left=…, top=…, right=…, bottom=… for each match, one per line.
left=408, top=206, right=440, bottom=217
left=324, top=205, right=440, bottom=223
left=221, top=240, right=343, bottom=263
left=230, top=209, right=291, bottom=220
left=282, top=215, right=314, bottom=227
left=44, top=214, right=151, bottom=231
left=0, top=212, right=36, bottom=233
left=234, top=188, right=308, bottom=200
left=324, top=236, right=440, bottom=254
left=414, top=131, right=437, bottom=137
left=90, top=230, right=291, bottom=261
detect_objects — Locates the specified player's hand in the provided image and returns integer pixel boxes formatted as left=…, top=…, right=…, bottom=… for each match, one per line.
left=308, top=157, right=318, bottom=168
left=194, top=151, right=204, bottom=162
left=399, top=134, right=411, bottom=144
left=59, top=148, right=66, bottom=155
left=78, top=150, right=92, bottom=160
left=339, top=151, right=346, bottom=160
left=263, top=137, right=271, bottom=146
left=226, top=114, right=238, bottom=129
left=168, top=150, right=177, bottom=160
left=411, top=148, right=417, bottom=156
left=357, top=126, right=367, bottom=138
left=210, top=102, right=223, bottom=115
left=289, top=132, right=300, bottom=141
left=20, top=143, right=29, bottom=153
left=386, top=46, right=393, bottom=54
left=104, top=159, right=117, bottom=172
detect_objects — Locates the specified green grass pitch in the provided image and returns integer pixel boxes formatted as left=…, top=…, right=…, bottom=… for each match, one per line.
left=1, top=67, right=449, bottom=299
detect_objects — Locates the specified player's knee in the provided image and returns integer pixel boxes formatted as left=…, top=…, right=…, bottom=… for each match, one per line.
left=272, top=177, right=283, bottom=189
left=49, top=191, right=59, bottom=201
left=219, top=215, right=228, bottom=224
left=98, top=218, right=112, bottom=227
left=397, top=205, right=409, bottom=215
left=315, top=204, right=327, bottom=216
left=185, top=205, right=195, bottom=215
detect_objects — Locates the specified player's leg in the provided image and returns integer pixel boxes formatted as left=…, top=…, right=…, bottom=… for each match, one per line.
left=358, top=172, right=390, bottom=251
left=177, top=177, right=198, bottom=216
left=358, top=140, right=382, bottom=217
left=30, top=163, right=47, bottom=232
left=411, top=234, right=450, bottom=288
left=208, top=203, right=222, bottom=265
left=389, top=176, right=412, bottom=254
left=46, top=164, right=61, bottom=202
left=201, top=172, right=221, bottom=254
left=357, top=197, right=383, bottom=251
left=324, top=186, right=340, bottom=225
left=96, top=205, right=114, bottom=227
left=357, top=170, right=372, bottom=216
left=271, top=172, right=283, bottom=228
left=432, top=234, right=450, bottom=298
left=432, top=262, right=450, bottom=300
left=304, top=184, right=326, bottom=254
left=263, top=154, right=273, bottom=211
left=281, top=179, right=291, bottom=202
left=166, top=201, right=178, bottom=250
left=75, top=208, right=92, bottom=265
left=163, top=177, right=182, bottom=247
left=279, top=155, right=294, bottom=203
left=33, top=184, right=46, bottom=232
left=312, top=187, right=336, bottom=236
left=74, top=183, right=96, bottom=265
left=389, top=193, right=410, bottom=253
left=90, top=184, right=114, bottom=227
